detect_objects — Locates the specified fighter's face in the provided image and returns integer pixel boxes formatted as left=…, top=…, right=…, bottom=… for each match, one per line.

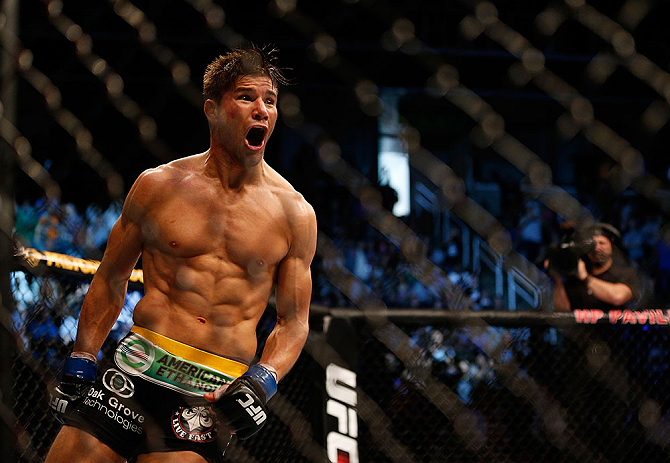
left=588, top=234, right=613, bottom=266
left=210, top=75, right=278, bottom=167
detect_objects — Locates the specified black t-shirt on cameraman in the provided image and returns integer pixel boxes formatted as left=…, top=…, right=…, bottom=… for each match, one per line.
left=564, top=263, right=640, bottom=311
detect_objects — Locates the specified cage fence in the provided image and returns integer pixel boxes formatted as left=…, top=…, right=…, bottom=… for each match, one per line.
left=6, top=254, right=670, bottom=462
left=3, top=0, right=670, bottom=462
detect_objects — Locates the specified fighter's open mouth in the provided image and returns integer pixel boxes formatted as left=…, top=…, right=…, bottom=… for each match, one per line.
left=246, top=127, right=266, bottom=147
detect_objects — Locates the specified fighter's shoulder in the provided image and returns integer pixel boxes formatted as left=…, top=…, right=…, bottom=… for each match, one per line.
left=123, top=158, right=199, bottom=216
left=265, top=168, right=315, bottom=222
left=131, top=157, right=199, bottom=195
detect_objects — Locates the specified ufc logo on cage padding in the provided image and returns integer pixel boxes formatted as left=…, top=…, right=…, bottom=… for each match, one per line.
left=237, top=394, right=267, bottom=425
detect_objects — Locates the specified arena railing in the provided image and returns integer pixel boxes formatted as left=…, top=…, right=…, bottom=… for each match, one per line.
left=7, top=246, right=670, bottom=463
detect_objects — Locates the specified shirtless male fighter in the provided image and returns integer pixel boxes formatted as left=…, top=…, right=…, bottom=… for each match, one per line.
left=45, top=46, right=317, bottom=462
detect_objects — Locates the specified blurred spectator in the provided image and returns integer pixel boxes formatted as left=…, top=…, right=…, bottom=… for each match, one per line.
left=516, top=200, right=544, bottom=264
left=656, top=236, right=670, bottom=300
left=351, top=242, right=372, bottom=281
left=622, top=217, right=645, bottom=262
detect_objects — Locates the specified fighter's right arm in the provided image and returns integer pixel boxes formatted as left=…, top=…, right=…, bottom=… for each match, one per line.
left=72, top=170, right=156, bottom=357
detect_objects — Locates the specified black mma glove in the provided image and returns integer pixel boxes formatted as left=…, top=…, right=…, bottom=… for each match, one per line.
left=207, top=364, right=278, bottom=440
left=49, top=354, right=97, bottom=423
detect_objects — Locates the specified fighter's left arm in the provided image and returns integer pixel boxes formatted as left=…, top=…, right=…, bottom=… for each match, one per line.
left=260, top=197, right=317, bottom=381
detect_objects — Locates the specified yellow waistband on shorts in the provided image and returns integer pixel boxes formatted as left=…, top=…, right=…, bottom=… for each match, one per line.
left=130, top=325, right=248, bottom=378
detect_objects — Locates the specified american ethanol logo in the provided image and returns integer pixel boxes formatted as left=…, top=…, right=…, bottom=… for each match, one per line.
left=116, top=334, right=154, bottom=374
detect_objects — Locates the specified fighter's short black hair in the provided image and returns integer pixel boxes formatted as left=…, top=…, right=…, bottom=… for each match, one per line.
left=202, top=44, right=288, bottom=103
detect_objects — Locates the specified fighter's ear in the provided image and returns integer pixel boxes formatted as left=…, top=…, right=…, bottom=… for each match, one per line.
left=204, top=99, right=217, bottom=122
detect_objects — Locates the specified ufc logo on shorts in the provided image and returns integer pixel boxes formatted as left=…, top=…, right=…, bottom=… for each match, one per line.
left=237, top=394, right=267, bottom=425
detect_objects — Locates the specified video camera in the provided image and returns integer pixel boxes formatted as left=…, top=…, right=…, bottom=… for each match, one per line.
left=546, top=222, right=621, bottom=277
left=546, top=237, right=595, bottom=277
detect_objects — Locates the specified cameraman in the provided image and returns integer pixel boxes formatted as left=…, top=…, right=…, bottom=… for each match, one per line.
left=549, top=223, right=639, bottom=312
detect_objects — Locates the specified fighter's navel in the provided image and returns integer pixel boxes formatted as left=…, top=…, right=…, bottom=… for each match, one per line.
left=196, top=317, right=207, bottom=324
left=170, top=240, right=178, bottom=248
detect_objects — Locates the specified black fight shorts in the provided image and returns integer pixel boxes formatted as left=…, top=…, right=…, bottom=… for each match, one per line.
left=65, top=325, right=249, bottom=463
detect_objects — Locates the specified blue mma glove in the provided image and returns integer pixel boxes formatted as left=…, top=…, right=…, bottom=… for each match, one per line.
left=49, top=354, right=97, bottom=423
left=211, top=364, right=277, bottom=440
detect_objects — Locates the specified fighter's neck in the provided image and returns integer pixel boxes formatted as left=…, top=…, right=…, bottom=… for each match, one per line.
left=203, top=149, right=265, bottom=190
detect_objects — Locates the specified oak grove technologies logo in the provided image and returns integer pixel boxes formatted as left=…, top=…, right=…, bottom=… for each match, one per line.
left=102, top=368, right=136, bottom=399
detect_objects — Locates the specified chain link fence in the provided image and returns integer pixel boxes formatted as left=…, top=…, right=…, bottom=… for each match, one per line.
left=357, top=321, right=670, bottom=463
left=9, top=265, right=324, bottom=463
left=8, top=259, right=670, bottom=462
left=3, top=0, right=670, bottom=462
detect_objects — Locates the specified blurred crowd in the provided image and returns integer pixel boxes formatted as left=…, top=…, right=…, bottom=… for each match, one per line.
left=11, top=179, right=670, bottom=313
left=11, top=198, right=134, bottom=367
left=9, top=186, right=670, bottom=453
left=11, top=184, right=667, bottom=360
left=14, top=198, right=123, bottom=261
left=11, top=196, right=497, bottom=312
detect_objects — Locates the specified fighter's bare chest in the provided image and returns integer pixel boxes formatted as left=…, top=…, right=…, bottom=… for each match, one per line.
left=143, top=195, right=290, bottom=267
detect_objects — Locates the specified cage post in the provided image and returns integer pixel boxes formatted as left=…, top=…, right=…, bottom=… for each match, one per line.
left=1, top=0, right=19, bottom=459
